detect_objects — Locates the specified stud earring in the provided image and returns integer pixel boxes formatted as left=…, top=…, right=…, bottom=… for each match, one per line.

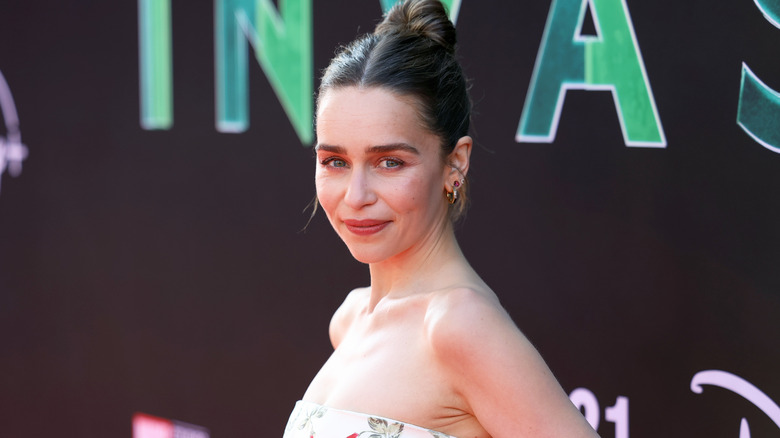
left=452, top=167, right=466, bottom=189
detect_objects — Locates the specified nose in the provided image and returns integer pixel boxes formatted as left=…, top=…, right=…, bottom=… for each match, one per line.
left=343, top=167, right=377, bottom=209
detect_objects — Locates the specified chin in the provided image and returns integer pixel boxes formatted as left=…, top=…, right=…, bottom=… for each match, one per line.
left=342, top=242, right=400, bottom=265
left=346, top=247, right=389, bottom=265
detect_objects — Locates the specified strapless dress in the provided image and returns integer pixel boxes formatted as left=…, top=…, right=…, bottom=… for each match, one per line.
left=282, top=400, right=458, bottom=438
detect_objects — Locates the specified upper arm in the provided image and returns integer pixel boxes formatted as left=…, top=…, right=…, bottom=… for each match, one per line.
left=428, top=289, right=598, bottom=438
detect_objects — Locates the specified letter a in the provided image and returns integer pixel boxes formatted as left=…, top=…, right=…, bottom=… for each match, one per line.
left=517, top=0, right=666, bottom=147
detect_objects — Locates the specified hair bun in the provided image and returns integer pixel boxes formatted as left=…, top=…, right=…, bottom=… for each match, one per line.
left=375, top=0, right=457, bottom=53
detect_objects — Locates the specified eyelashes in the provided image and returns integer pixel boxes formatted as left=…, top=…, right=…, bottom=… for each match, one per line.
left=320, top=157, right=348, bottom=168
left=318, top=156, right=406, bottom=169
left=379, top=157, right=405, bottom=168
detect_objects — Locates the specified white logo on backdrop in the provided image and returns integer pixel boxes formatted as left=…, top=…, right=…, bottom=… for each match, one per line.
left=691, top=369, right=780, bottom=437
left=0, top=69, right=28, bottom=196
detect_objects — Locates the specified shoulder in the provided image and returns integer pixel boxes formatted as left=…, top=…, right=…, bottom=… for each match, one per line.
left=424, top=287, right=525, bottom=365
left=424, top=287, right=599, bottom=437
left=329, top=287, right=369, bottom=349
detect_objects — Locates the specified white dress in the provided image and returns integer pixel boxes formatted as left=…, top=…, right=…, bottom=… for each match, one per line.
left=283, top=400, right=458, bottom=438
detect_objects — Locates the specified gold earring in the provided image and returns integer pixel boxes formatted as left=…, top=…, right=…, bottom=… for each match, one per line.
left=446, top=179, right=462, bottom=204
left=446, top=189, right=456, bottom=204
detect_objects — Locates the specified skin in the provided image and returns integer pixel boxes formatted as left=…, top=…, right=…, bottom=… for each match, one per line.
left=304, top=86, right=599, bottom=438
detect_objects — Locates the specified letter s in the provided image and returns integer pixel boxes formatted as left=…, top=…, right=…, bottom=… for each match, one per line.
left=737, top=0, right=780, bottom=152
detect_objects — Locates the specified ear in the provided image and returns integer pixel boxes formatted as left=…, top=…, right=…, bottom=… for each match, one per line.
left=447, top=135, right=472, bottom=179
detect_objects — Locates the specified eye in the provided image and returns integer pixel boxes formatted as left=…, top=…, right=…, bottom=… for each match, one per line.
left=321, top=157, right=348, bottom=168
left=379, top=158, right=404, bottom=169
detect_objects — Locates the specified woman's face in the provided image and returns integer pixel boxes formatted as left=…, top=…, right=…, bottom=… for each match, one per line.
left=315, top=86, right=450, bottom=265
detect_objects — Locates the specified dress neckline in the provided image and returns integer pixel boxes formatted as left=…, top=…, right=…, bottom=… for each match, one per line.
left=285, top=400, right=459, bottom=438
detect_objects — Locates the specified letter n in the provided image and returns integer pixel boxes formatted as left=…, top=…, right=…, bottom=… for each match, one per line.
left=139, top=0, right=173, bottom=129
left=517, top=0, right=666, bottom=147
left=216, top=0, right=313, bottom=144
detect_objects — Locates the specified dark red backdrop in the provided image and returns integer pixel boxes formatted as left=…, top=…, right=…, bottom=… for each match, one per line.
left=0, top=1, right=778, bottom=437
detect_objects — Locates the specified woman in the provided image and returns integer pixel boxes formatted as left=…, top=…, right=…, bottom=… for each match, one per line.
left=283, top=1, right=599, bottom=437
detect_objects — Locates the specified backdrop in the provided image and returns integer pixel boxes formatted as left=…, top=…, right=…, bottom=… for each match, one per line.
left=1, top=1, right=778, bottom=437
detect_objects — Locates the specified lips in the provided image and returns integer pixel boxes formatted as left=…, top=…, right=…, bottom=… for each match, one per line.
left=343, top=219, right=391, bottom=236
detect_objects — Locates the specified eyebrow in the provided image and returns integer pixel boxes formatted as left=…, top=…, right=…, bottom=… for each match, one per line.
left=314, top=144, right=346, bottom=154
left=315, top=143, right=420, bottom=155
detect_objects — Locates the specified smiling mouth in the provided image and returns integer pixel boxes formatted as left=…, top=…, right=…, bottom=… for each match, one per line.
left=343, top=219, right=391, bottom=236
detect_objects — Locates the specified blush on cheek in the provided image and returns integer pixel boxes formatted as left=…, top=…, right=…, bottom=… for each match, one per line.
left=319, top=198, right=336, bottom=219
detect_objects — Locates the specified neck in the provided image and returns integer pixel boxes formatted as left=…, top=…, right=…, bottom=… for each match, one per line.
left=365, top=219, right=465, bottom=312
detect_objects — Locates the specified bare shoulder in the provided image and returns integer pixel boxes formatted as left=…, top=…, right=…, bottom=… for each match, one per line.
left=425, top=287, right=599, bottom=438
left=425, top=287, right=521, bottom=357
left=329, top=287, right=369, bottom=349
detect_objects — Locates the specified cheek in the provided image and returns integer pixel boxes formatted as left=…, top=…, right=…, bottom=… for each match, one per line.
left=315, top=174, right=338, bottom=217
left=388, top=174, right=440, bottom=214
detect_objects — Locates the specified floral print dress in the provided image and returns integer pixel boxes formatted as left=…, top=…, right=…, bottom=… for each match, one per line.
left=283, top=400, right=457, bottom=438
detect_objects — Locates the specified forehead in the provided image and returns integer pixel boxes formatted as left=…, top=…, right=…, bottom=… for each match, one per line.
left=316, top=87, right=439, bottom=151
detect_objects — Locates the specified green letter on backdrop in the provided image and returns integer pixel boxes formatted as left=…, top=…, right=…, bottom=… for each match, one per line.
left=380, top=0, right=462, bottom=23
left=216, top=0, right=313, bottom=144
left=738, top=0, right=780, bottom=152
left=517, top=0, right=665, bottom=147
left=139, top=0, right=173, bottom=129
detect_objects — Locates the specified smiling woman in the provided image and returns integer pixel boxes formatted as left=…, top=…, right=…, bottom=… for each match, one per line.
left=282, top=1, right=599, bottom=437
left=314, top=87, right=453, bottom=264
